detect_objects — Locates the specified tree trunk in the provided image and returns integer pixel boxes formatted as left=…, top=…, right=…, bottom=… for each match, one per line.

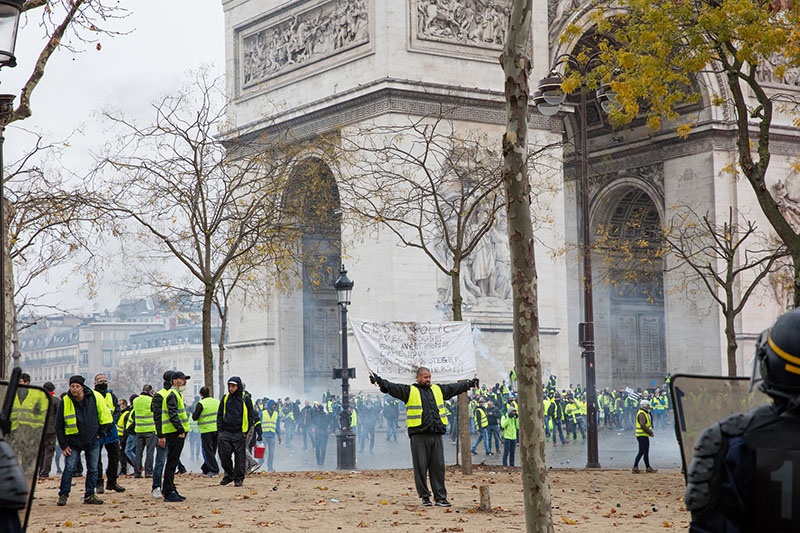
left=218, top=308, right=227, bottom=396
left=724, top=309, right=738, bottom=376
left=501, top=1, right=552, bottom=532
left=202, top=282, right=215, bottom=396
left=450, top=266, right=473, bottom=475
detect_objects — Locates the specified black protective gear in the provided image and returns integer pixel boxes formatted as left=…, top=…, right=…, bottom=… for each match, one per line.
left=0, top=434, right=27, bottom=511
left=753, top=307, right=800, bottom=399
left=472, top=378, right=480, bottom=389
left=369, top=373, right=378, bottom=385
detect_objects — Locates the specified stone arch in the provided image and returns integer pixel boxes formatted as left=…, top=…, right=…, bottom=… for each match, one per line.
left=283, top=156, right=343, bottom=395
left=591, top=179, right=666, bottom=389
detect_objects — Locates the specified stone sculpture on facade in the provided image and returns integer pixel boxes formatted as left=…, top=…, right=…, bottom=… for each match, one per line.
left=242, top=0, right=369, bottom=86
left=774, top=178, right=800, bottom=231
left=755, top=53, right=800, bottom=86
left=416, top=0, right=510, bottom=48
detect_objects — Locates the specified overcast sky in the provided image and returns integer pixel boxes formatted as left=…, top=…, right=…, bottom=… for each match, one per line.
left=3, top=0, right=225, bottom=313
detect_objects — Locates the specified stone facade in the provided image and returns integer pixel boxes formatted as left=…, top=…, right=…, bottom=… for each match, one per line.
left=221, top=0, right=800, bottom=397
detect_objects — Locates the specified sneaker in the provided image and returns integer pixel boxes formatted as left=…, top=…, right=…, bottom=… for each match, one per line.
left=247, top=463, right=261, bottom=475
left=435, top=499, right=452, bottom=507
left=57, top=494, right=68, bottom=507
left=234, top=480, right=244, bottom=487
left=421, top=497, right=432, bottom=507
left=646, top=467, right=658, bottom=473
left=220, top=477, right=233, bottom=486
left=95, top=485, right=105, bottom=494
left=83, top=494, right=104, bottom=505
left=151, top=488, right=162, bottom=498
left=632, top=467, right=640, bottom=474
left=107, top=483, right=126, bottom=493
left=470, top=449, right=477, bottom=455
left=163, top=491, right=183, bottom=503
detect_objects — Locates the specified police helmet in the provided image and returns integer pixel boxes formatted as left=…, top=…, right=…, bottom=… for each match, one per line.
left=752, top=307, right=800, bottom=399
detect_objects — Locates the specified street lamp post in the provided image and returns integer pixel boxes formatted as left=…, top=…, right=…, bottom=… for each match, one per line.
left=535, top=52, right=617, bottom=469
left=333, top=265, right=356, bottom=470
left=0, top=0, right=23, bottom=381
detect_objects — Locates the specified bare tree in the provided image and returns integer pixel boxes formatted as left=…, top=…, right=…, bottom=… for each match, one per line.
left=1, top=0, right=128, bottom=376
left=94, top=70, right=299, bottom=396
left=337, top=111, right=505, bottom=474
left=662, top=207, right=786, bottom=375
left=501, top=0, right=553, bottom=531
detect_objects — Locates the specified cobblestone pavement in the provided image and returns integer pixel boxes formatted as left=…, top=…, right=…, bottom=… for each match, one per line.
left=178, top=422, right=684, bottom=473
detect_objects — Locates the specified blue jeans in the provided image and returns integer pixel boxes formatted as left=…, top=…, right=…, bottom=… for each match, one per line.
left=471, top=427, right=490, bottom=454
left=152, top=441, right=167, bottom=490
left=125, top=434, right=136, bottom=465
left=487, top=425, right=501, bottom=453
left=59, top=441, right=101, bottom=498
left=261, top=435, right=276, bottom=472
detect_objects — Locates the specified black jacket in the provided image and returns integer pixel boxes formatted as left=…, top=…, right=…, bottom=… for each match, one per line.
left=376, top=377, right=472, bottom=436
left=55, top=385, right=110, bottom=450
left=217, top=377, right=257, bottom=434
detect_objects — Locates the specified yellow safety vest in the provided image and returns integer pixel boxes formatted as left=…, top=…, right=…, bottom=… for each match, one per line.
left=133, top=394, right=156, bottom=433
left=473, top=407, right=488, bottom=429
left=62, top=390, right=113, bottom=435
left=635, top=409, right=653, bottom=438
left=197, top=397, right=220, bottom=434
left=161, top=389, right=190, bottom=434
left=12, top=391, right=46, bottom=430
left=406, top=384, right=447, bottom=427
left=262, top=410, right=278, bottom=433
left=117, top=409, right=131, bottom=434
left=223, top=394, right=249, bottom=433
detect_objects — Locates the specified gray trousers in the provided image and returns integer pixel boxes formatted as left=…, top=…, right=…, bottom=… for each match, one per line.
left=409, top=433, right=446, bottom=501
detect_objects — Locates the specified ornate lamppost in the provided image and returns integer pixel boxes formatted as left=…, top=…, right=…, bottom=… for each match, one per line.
left=534, top=52, right=618, bottom=469
left=0, top=0, right=23, bottom=381
left=333, top=265, right=356, bottom=470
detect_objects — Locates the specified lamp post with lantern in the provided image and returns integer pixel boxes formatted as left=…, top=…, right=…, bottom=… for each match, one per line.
left=333, top=265, right=356, bottom=470
left=0, top=0, right=23, bottom=380
left=534, top=52, right=617, bottom=469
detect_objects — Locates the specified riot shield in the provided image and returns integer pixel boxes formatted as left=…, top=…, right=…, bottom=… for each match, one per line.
left=0, top=378, right=50, bottom=531
left=670, top=374, right=769, bottom=475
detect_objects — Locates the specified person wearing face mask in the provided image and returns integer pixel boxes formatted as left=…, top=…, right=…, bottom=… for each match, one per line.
left=93, top=373, right=125, bottom=494
left=155, top=371, right=190, bottom=503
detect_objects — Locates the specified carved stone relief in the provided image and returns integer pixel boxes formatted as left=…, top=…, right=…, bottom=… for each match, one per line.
left=755, top=54, right=800, bottom=87
left=774, top=177, right=800, bottom=232
left=414, top=0, right=510, bottom=49
left=241, top=0, right=370, bottom=87
left=591, top=163, right=665, bottom=204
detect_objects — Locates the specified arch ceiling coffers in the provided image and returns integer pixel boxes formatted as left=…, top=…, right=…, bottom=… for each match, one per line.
left=590, top=164, right=665, bottom=231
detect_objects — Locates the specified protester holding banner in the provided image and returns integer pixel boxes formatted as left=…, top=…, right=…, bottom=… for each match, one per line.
left=369, top=366, right=478, bottom=508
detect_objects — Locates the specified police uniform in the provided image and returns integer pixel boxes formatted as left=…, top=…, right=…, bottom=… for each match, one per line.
left=686, top=307, right=800, bottom=532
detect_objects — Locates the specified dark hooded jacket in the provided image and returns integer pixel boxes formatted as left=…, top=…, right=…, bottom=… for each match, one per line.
left=217, top=376, right=257, bottom=434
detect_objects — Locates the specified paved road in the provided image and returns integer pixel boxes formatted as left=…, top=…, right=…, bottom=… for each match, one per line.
left=178, top=423, right=684, bottom=473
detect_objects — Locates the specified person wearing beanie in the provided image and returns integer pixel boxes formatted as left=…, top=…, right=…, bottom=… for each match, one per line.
left=149, top=371, right=174, bottom=499
left=55, top=375, right=113, bottom=506
left=38, top=382, right=60, bottom=478
left=632, top=399, right=657, bottom=474
left=93, top=373, right=125, bottom=494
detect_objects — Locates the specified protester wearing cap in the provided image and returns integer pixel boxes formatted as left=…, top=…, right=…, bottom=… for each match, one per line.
left=55, top=375, right=113, bottom=506
left=156, top=371, right=191, bottom=502
left=150, top=370, right=175, bottom=498
left=38, top=381, right=60, bottom=478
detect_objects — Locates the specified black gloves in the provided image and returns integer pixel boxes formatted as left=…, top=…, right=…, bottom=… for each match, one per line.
left=369, top=373, right=380, bottom=385
left=471, top=378, right=480, bottom=388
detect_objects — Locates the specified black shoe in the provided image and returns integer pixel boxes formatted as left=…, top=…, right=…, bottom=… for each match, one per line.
left=83, top=494, right=104, bottom=505
left=163, top=491, right=183, bottom=503
left=96, top=485, right=105, bottom=494
left=174, top=491, right=187, bottom=501
left=435, top=499, right=452, bottom=507
left=421, top=497, right=432, bottom=507
left=220, top=477, right=233, bottom=486
left=57, top=494, right=68, bottom=506
left=234, top=480, right=243, bottom=487
left=177, top=466, right=187, bottom=474
left=107, top=483, right=126, bottom=493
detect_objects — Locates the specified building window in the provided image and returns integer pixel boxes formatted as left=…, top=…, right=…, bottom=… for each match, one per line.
left=102, top=349, right=113, bottom=367
left=79, top=350, right=89, bottom=367
left=194, top=358, right=201, bottom=371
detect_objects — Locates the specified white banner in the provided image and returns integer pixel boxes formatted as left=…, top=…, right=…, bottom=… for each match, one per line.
left=350, top=318, right=477, bottom=383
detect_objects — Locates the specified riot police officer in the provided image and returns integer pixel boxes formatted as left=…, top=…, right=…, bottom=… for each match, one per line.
left=686, top=307, right=800, bottom=531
